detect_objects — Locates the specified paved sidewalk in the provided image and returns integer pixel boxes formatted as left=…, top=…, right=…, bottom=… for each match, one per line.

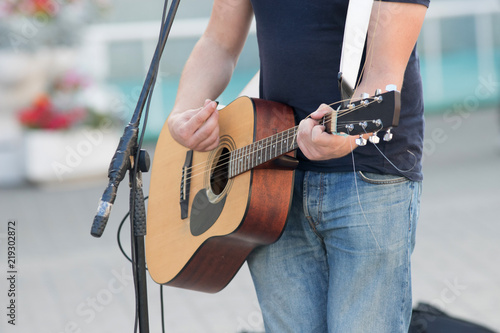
left=0, top=108, right=499, bottom=333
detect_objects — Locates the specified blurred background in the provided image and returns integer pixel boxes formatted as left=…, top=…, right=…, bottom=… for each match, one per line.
left=0, top=0, right=499, bottom=332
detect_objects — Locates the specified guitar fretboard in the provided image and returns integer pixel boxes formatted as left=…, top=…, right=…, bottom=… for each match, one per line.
left=228, top=127, right=298, bottom=178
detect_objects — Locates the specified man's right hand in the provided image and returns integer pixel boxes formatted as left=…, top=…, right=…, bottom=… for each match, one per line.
left=167, top=99, right=220, bottom=152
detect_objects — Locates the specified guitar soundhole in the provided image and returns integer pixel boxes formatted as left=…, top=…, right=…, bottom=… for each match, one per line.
left=210, top=147, right=229, bottom=196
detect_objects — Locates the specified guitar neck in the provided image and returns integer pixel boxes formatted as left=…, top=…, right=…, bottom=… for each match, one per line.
left=227, top=89, right=401, bottom=179
left=228, top=126, right=298, bottom=178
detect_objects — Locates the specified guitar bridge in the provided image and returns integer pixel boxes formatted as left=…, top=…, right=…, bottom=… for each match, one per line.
left=180, top=150, right=193, bottom=219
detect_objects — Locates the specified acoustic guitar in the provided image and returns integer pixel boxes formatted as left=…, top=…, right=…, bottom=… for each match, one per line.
left=146, top=90, right=400, bottom=293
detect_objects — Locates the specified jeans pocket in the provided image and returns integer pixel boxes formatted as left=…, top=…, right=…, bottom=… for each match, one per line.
left=357, top=171, right=408, bottom=185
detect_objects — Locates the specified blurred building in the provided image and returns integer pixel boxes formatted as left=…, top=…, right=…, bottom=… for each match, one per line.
left=1, top=0, right=499, bottom=186
left=82, top=0, right=500, bottom=135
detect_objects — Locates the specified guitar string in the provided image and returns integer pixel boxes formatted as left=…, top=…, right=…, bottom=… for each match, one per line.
left=194, top=106, right=387, bottom=185
left=183, top=99, right=382, bottom=182
left=179, top=96, right=354, bottom=172
left=185, top=104, right=351, bottom=180
left=348, top=3, right=417, bottom=177
left=346, top=3, right=404, bottom=250
left=344, top=1, right=407, bottom=248
left=181, top=96, right=376, bottom=177
left=348, top=2, right=390, bottom=251
left=182, top=98, right=383, bottom=183
left=360, top=128, right=417, bottom=173
left=348, top=129, right=383, bottom=251
left=350, top=0, right=381, bottom=104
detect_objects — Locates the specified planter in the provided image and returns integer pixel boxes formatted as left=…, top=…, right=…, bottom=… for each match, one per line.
left=0, top=50, right=48, bottom=115
left=0, top=119, right=24, bottom=187
left=23, top=127, right=119, bottom=184
left=0, top=48, right=78, bottom=117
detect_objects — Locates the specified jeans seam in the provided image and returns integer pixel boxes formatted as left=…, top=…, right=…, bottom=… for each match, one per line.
left=318, top=172, right=324, bottom=225
left=401, top=220, right=412, bottom=333
left=303, top=172, right=324, bottom=240
left=302, top=171, right=310, bottom=219
left=357, top=171, right=408, bottom=185
left=401, top=181, right=419, bottom=332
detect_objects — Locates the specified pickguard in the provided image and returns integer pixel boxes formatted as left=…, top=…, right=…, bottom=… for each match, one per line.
left=190, top=190, right=227, bottom=236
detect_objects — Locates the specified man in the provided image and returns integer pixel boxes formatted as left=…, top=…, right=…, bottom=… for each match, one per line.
left=166, top=0, right=428, bottom=331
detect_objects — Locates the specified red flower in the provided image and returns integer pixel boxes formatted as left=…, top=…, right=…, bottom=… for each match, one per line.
left=32, top=0, right=59, bottom=16
left=18, top=95, right=86, bottom=130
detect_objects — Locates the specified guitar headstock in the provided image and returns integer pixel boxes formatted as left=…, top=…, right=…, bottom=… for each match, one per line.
left=324, top=88, right=401, bottom=144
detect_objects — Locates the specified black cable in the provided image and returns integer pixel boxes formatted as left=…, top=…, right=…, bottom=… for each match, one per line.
left=117, top=197, right=171, bottom=333
left=111, top=0, right=182, bottom=331
left=161, top=285, right=166, bottom=333
left=129, top=0, right=173, bottom=331
left=117, top=208, right=132, bottom=263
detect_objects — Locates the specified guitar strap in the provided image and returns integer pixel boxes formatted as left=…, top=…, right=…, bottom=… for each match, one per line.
left=338, top=0, right=375, bottom=103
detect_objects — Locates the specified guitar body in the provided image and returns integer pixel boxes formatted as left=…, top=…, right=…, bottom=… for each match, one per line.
left=146, top=97, right=296, bottom=293
left=146, top=89, right=401, bottom=293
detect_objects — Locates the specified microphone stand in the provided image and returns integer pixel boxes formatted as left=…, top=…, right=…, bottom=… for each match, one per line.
left=90, top=1, right=181, bottom=332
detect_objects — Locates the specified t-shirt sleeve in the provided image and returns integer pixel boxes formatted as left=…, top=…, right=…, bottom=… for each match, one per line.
left=378, top=0, right=430, bottom=8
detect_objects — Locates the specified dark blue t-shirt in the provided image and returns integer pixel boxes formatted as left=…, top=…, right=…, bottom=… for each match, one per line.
left=250, top=0, right=429, bottom=181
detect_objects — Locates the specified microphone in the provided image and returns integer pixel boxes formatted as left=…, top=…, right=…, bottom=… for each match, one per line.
left=91, top=123, right=138, bottom=237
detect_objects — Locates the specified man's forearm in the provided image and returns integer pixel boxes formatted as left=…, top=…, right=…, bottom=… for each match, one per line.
left=172, top=35, right=236, bottom=114
left=357, top=1, right=427, bottom=95
left=171, top=0, right=253, bottom=115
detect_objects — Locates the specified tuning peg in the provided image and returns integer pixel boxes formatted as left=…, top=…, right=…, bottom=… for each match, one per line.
left=385, top=84, right=397, bottom=92
left=360, top=93, right=370, bottom=106
left=383, top=128, right=393, bottom=142
left=374, top=89, right=383, bottom=103
left=369, top=133, right=380, bottom=144
left=356, top=135, right=367, bottom=146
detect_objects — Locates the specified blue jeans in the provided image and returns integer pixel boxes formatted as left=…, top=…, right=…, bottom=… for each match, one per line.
left=247, top=170, right=422, bottom=333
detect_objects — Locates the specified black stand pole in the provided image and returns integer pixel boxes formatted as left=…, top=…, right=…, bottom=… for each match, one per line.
left=129, top=159, right=150, bottom=333
left=90, top=1, right=182, bottom=332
